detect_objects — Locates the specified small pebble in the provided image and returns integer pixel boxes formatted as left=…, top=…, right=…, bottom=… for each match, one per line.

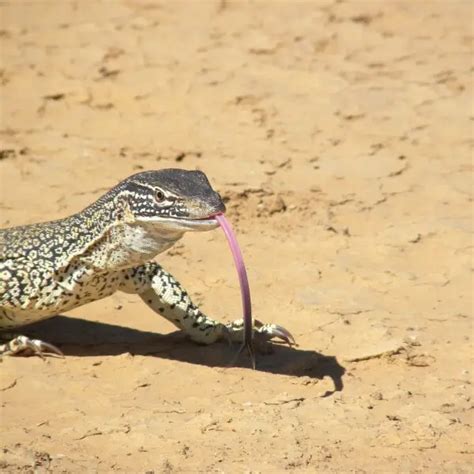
left=268, top=195, right=286, bottom=214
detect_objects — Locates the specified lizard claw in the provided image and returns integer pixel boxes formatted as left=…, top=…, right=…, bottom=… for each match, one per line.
left=29, top=339, right=64, bottom=358
left=254, top=320, right=296, bottom=347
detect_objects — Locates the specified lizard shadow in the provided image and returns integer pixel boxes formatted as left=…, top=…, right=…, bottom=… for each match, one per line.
left=22, top=315, right=346, bottom=395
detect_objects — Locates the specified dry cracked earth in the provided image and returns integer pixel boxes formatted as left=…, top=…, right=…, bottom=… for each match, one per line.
left=0, top=1, right=472, bottom=472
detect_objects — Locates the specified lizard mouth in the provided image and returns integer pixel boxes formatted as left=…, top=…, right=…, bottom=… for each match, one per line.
left=141, top=214, right=220, bottom=231
left=179, top=213, right=221, bottom=230
left=171, top=208, right=225, bottom=231
left=162, top=197, right=225, bottom=230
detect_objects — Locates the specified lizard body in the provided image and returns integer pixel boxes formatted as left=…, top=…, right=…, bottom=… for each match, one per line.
left=0, top=169, right=292, bottom=356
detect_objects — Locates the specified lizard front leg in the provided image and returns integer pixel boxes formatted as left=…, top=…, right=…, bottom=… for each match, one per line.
left=118, top=262, right=294, bottom=346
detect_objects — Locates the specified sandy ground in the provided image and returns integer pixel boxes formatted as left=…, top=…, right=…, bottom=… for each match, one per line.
left=0, top=1, right=472, bottom=472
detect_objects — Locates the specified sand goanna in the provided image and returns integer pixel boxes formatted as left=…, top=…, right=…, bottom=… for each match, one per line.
left=0, top=169, right=293, bottom=357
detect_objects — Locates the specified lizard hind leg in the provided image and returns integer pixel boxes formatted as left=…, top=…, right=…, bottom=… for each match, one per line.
left=0, top=334, right=64, bottom=358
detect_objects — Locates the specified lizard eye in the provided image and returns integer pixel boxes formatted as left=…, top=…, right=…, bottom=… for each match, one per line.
left=155, top=190, right=165, bottom=202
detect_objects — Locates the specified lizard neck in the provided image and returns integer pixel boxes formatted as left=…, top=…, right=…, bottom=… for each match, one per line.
left=80, top=221, right=184, bottom=271
left=116, top=221, right=184, bottom=262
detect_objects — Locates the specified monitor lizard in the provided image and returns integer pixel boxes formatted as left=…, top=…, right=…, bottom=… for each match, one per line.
left=0, top=169, right=293, bottom=357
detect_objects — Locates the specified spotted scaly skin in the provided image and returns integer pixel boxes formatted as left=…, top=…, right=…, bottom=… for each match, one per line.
left=0, top=169, right=293, bottom=357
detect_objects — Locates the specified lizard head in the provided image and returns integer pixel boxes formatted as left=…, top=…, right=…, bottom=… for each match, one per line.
left=114, top=169, right=226, bottom=233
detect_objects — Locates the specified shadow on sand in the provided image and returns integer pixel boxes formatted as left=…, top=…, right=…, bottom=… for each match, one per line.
left=19, top=315, right=346, bottom=396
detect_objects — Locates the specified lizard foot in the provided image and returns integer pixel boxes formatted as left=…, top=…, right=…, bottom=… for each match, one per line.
left=225, top=319, right=296, bottom=347
left=225, top=319, right=296, bottom=368
left=0, top=335, right=64, bottom=358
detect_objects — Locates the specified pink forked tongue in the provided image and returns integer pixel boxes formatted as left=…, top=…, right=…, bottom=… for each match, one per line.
left=215, top=213, right=255, bottom=369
